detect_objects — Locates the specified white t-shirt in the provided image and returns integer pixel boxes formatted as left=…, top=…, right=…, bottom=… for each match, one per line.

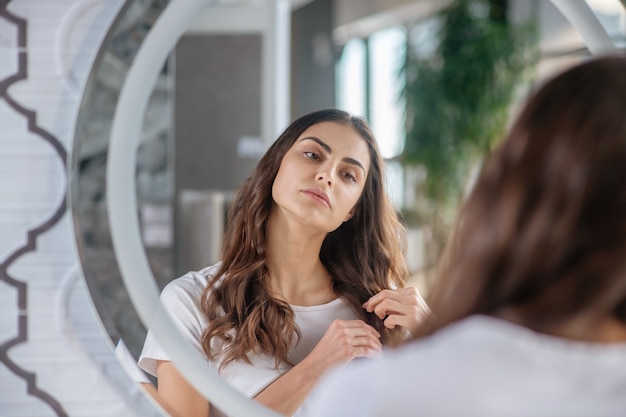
left=308, top=315, right=626, bottom=417
left=138, top=263, right=359, bottom=417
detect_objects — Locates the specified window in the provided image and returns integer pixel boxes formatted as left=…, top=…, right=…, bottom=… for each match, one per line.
left=336, top=27, right=407, bottom=208
left=336, top=38, right=367, bottom=117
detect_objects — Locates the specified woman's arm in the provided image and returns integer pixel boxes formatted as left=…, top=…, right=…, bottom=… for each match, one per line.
left=156, top=360, right=210, bottom=417
left=152, top=319, right=381, bottom=417
left=254, top=319, right=381, bottom=416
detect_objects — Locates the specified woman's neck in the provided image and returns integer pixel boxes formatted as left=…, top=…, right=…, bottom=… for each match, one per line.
left=265, top=212, right=335, bottom=306
left=266, top=260, right=335, bottom=307
left=266, top=205, right=336, bottom=306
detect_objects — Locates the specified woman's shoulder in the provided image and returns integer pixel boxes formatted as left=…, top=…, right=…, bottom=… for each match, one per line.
left=160, top=262, right=222, bottom=303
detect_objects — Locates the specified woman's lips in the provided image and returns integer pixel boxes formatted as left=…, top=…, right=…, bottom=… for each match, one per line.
left=302, top=188, right=330, bottom=207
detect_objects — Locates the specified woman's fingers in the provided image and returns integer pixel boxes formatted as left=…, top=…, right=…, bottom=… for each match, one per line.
left=349, top=334, right=382, bottom=349
left=363, top=287, right=421, bottom=316
left=381, top=311, right=420, bottom=330
left=324, top=320, right=383, bottom=360
left=353, top=346, right=383, bottom=359
left=329, top=319, right=381, bottom=338
left=362, top=287, right=431, bottom=333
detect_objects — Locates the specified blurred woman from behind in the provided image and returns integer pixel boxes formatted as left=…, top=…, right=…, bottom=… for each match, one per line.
left=309, top=55, right=626, bottom=417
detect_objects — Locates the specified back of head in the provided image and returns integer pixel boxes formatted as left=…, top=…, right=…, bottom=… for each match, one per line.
left=422, top=55, right=626, bottom=336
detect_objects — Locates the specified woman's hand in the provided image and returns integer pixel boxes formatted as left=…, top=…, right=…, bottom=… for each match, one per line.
left=255, top=319, right=381, bottom=416
left=300, top=319, right=382, bottom=377
left=362, top=287, right=430, bottom=336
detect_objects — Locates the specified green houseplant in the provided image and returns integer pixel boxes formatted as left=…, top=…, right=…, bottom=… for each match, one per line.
left=401, top=0, right=538, bottom=273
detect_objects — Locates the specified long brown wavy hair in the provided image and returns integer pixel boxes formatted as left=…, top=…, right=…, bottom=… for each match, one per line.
left=200, top=109, right=409, bottom=369
left=414, top=55, right=626, bottom=340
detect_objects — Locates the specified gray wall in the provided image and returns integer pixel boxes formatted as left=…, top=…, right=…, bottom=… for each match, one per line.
left=291, top=0, right=337, bottom=117
left=173, top=34, right=263, bottom=275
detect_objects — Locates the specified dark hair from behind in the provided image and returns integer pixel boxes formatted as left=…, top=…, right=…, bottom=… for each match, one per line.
left=200, top=109, right=409, bottom=369
left=415, top=55, right=626, bottom=339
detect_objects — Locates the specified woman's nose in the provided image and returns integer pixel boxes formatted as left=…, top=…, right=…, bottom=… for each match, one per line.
left=317, top=171, right=332, bottom=186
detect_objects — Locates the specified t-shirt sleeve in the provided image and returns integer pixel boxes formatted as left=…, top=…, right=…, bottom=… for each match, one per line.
left=115, top=339, right=152, bottom=384
left=138, top=274, right=209, bottom=377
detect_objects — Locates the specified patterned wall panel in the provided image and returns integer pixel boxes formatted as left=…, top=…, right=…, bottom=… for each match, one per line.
left=0, top=1, right=161, bottom=416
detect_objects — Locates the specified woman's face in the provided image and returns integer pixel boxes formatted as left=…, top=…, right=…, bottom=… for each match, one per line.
left=271, top=121, right=371, bottom=233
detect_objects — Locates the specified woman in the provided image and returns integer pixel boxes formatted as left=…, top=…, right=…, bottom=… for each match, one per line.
left=308, top=56, right=626, bottom=417
left=137, top=109, right=428, bottom=417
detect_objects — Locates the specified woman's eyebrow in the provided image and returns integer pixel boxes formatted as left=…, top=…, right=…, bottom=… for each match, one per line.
left=343, top=157, right=365, bottom=173
left=301, top=136, right=332, bottom=153
left=300, top=136, right=365, bottom=173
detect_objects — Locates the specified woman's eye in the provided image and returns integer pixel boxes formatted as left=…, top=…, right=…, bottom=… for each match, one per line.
left=304, top=151, right=320, bottom=160
left=342, top=172, right=357, bottom=182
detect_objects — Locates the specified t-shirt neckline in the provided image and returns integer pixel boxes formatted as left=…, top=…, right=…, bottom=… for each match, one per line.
left=290, top=297, right=345, bottom=312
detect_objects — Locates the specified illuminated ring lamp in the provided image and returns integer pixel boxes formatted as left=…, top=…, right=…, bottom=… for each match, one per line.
left=106, top=0, right=280, bottom=416
left=107, top=0, right=619, bottom=416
